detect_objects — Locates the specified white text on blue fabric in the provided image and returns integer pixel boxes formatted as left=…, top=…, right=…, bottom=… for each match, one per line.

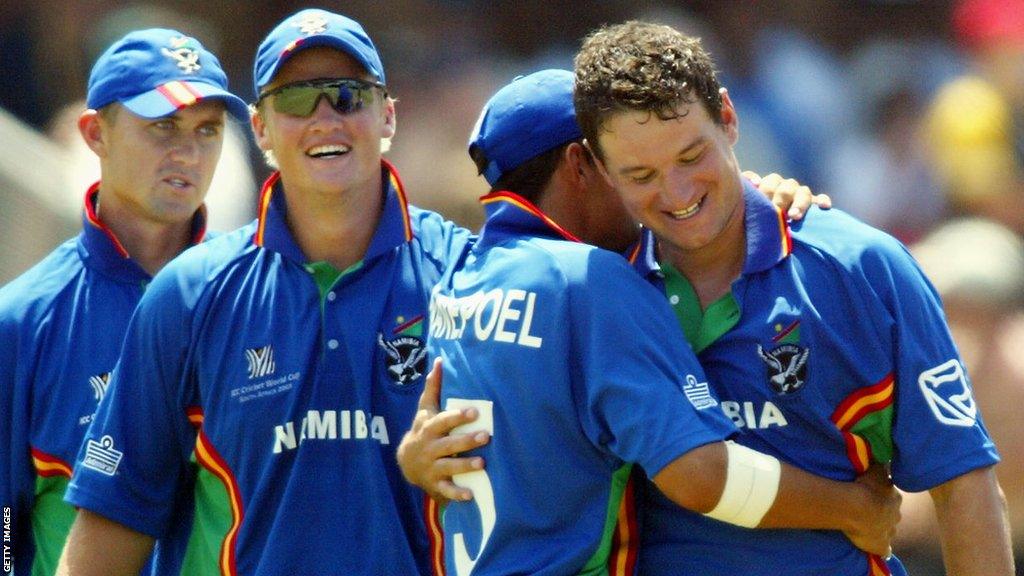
left=429, top=289, right=543, bottom=348
left=272, top=409, right=389, bottom=453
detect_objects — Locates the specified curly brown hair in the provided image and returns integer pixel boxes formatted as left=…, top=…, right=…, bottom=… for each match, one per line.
left=574, top=21, right=723, bottom=160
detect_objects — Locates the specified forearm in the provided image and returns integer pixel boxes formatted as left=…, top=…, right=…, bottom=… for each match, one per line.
left=654, top=441, right=896, bottom=556
left=932, top=466, right=1014, bottom=576
left=758, top=463, right=869, bottom=531
left=57, top=509, right=154, bottom=576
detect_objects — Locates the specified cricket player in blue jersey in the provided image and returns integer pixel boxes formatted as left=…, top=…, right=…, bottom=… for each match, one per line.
left=402, top=69, right=900, bottom=576
left=0, top=29, right=247, bottom=576
left=572, top=21, right=1014, bottom=576
left=57, top=9, right=471, bottom=576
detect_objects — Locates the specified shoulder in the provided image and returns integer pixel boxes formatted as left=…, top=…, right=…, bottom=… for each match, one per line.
left=0, top=238, right=82, bottom=324
left=517, top=239, right=658, bottom=300
left=407, top=205, right=474, bottom=266
left=145, top=222, right=259, bottom=307
left=790, top=208, right=917, bottom=280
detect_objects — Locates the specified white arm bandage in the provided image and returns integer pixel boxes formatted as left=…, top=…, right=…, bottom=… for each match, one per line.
left=704, top=440, right=782, bottom=528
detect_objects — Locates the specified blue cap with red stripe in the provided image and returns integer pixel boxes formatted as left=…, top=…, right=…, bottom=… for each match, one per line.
left=87, top=28, right=248, bottom=121
left=253, top=9, right=385, bottom=96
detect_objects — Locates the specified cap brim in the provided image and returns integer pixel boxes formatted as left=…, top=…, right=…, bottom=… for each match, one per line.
left=122, top=80, right=250, bottom=122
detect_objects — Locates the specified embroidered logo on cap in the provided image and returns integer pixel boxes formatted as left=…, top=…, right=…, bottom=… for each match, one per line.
left=161, top=37, right=201, bottom=73
left=293, top=14, right=329, bottom=35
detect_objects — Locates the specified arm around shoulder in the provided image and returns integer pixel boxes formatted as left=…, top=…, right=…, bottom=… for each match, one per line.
left=653, top=440, right=901, bottom=557
left=57, top=509, right=154, bottom=576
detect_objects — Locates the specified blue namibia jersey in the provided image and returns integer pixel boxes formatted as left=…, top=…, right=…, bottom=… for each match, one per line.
left=431, top=192, right=735, bottom=576
left=639, top=183, right=999, bottom=576
left=64, top=162, right=472, bottom=576
left=0, top=184, right=207, bottom=576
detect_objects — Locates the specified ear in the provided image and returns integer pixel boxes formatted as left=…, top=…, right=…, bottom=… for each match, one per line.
left=78, top=109, right=108, bottom=158
left=584, top=138, right=616, bottom=189
left=719, top=88, right=739, bottom=146
left=563, top=142, right=587, bottom=178
left=251, top=105, right=273, bottom=152
left=381, top=97, right=396, bottom=139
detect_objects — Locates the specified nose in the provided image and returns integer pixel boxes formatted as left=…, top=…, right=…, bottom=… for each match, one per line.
left=168, top=134, right=200, bottom=165
left=660, top=167, right=694, bottom=205
left=310, top=93, right=344, bottom=120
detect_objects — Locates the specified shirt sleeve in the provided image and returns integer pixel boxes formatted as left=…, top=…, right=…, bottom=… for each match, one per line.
left=568, top=250, right=736, bottom=477
left=0, top=292, right=35, bottom=574
left=865, top=238, right=1000, bottom=492
left=64, top=264, right=202, bottom=537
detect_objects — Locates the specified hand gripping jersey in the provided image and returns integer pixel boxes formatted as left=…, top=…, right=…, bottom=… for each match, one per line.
left=638, top=182, right=999, bottom=576
left=64, top=161, right=471, bottom=576
left=0, top=184, right=206, bottom=575
left=430, top=192, right=735, bottom=576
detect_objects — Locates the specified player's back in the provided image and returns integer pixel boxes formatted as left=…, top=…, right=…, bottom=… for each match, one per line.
left=430, top=233, right=731, bottom=576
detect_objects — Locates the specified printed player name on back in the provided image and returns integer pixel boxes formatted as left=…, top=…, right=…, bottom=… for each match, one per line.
left=430, top=288, right=543, bottom=348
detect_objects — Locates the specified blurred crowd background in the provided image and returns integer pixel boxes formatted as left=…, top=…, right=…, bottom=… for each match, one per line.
left=1, top=0, right=1022, bottom=573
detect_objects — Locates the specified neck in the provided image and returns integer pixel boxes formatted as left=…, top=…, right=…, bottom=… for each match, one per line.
left=279, top=171, right=384, bottom=270
left=96, top=198, right=196, bottom=277
left=662, top=195, right=747, bottom=310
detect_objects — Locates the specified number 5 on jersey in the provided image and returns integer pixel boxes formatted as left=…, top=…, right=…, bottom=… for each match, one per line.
left=445, top=398, right=495, bottom=576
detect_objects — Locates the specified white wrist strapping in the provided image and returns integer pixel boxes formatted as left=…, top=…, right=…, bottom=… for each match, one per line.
left=704, top=441, right=781, bottom=528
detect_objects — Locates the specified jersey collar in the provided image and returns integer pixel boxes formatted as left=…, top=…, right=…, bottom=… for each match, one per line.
left=625, top=228, right=662, bottom=282
left=79, top=182, right=207, bottom=282
left=476, top=191, right=581, bottom=250
left=740, top=179, right=793, bottom=275
left=252, top=159, right=415, bottom=264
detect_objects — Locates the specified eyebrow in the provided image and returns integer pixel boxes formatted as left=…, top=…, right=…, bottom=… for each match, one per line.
left=617, top=136, right=705, bottom=176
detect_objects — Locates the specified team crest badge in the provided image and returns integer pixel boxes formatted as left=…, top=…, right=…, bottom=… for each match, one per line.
left=757, top=343, right=809, bottom=395
left=378, top=333, right=427, bottom=385
left=161, top=37, right=201, bottom=73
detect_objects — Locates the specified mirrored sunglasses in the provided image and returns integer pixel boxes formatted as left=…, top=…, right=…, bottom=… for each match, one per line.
left=257, top=78, right=387, bottom=117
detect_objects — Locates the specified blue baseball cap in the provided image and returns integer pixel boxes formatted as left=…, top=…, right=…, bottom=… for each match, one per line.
left=87, top=28, right=249, bottom=121
left=254, top=9, right=385, bottom=96
left=469, top=69, right=583, bottom=187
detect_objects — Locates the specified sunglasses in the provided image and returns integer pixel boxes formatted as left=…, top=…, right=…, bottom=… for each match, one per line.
left=257, top=78, right=387, bottom=117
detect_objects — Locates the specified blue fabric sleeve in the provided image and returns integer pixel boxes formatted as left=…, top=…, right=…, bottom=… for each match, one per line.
left=0, top=290, right=34, bottom=575
left=568, top=250, right=735, bottom=477
left=65, top=263, right=201, bottom=537
left=863, top=238, right=999, bottom=492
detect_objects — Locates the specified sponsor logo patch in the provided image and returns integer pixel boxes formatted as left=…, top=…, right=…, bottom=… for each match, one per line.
left=378, top=334, right=427, bottom=385
left=918, top=359, right=977, bottom=427
left=682, top=374, right=718, bottom=410
left=81, top=435, right=123, bottom=476
left=757, top=343, right=809, bottom=395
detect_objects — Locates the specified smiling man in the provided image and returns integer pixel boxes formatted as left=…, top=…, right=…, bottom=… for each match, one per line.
left=574, top=20, right=1014, bottom=576
left=0, top=28, right=247, bottom=576
left=57, top=9, right=470, bottom=576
